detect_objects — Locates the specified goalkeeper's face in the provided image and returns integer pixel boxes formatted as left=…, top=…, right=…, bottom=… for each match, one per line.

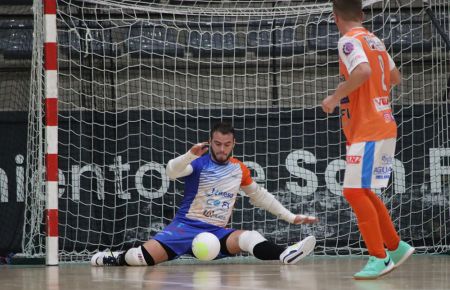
left=210, top=132, right=235, bottom=163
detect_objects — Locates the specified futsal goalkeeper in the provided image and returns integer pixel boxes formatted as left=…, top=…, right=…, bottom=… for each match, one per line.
left=91, top=122, right=317, bottom=267
left=321, top=0, right=414, bottom=280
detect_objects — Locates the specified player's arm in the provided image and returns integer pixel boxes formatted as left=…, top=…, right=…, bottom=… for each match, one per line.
left=322, top=63, right=371, bottom=113
left=388, top=53, right=401, bottom=86
left=165, top=142, right=208, bottom=180
left=322, top=37, right=371, bottom=113
left=241, top=182, right=318, bottom=224
left=390, top=67, right=401, bottom=86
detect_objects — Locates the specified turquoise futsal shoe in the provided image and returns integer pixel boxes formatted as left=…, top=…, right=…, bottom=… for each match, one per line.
left=388, top=241, right=415, bottom=268
left=353, top=254, right=395, bottom=280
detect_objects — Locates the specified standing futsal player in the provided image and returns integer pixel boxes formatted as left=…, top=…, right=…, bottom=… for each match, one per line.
left=321, top=0, right=415, bottom=280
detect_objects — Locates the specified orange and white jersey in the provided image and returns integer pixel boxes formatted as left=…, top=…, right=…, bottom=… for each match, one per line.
left=176, top=155, right=253, bottom=227
left=338, top=27, right=397, bottom=143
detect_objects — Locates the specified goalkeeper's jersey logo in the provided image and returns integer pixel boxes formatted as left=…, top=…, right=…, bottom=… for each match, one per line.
left=176, top=155, right=253, bottom=227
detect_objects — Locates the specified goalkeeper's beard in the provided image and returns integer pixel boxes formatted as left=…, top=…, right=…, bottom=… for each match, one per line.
left=210, top=149, right=233, bottom=164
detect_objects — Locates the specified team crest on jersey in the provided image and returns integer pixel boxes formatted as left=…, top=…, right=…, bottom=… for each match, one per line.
left=343, top=42, right=354, bottom=55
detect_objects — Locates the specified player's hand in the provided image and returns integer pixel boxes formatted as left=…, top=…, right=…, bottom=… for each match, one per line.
left=321, top=95, right=339, bottom=114
left=190, top=142, right=209, bottom=156
left=293, top=214, right=318, bottom=224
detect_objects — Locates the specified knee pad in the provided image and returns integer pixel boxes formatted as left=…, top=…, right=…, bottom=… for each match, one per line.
left=238, top=230, right=267, bottom=255
left=124, top=246, right=154, bottom=266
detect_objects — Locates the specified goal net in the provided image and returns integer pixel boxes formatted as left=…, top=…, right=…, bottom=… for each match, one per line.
left=25, top=0, right=450, bottom=262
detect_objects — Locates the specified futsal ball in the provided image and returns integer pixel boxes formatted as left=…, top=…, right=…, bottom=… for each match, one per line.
left=192, top=232, right=220, bottom=261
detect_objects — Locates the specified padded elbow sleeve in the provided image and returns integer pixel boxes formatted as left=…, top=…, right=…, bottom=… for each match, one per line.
left=247, top=185, right=296, bottom=223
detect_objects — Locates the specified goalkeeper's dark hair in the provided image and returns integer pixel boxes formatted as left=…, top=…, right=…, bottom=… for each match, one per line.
left=210, top=122, right=235, bottom=139
left=332, top=0, right=363, bottom=22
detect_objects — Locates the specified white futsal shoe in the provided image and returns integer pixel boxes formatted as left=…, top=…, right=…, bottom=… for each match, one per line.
left=90, top=250, right=124, bottom=266
left=279, top=235, right=316, bottom=264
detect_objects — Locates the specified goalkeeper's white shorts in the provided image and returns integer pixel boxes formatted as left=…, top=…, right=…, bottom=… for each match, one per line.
left=343, top=138, right=396, bottom=189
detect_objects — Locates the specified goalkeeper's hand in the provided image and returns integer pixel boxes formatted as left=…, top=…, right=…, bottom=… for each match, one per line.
left=190, top=142, right=209, bottom=156
left=293, top=214, right=318, bottom=224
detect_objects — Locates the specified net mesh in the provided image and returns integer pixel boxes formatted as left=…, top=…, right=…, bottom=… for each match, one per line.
left=0, top=6, right=33, bottom=256
left=24, top=0, right=450, bottom=261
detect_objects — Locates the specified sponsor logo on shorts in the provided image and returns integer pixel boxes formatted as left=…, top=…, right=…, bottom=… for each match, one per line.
left=373, top=166, right=392, bottom=179
left=347, top=155, right=362, bottom=164
left=381, top=154, right=394, bottom=165
left=373, top=97, right=391, bottom=111
left=163, top=223, right=185, bottom=235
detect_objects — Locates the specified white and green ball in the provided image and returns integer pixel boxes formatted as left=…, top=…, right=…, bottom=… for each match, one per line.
left=192, top=232, right=221, bottom=261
